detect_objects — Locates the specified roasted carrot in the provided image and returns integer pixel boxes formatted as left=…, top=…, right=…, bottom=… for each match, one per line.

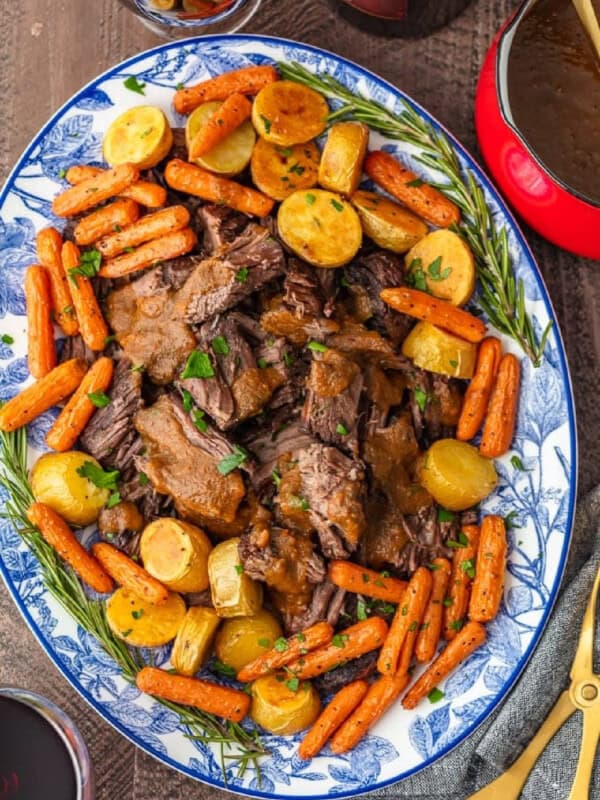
left=285, top=618, right=389, bottom=680
left=298, top=680, right=369, bottom=760
left=479, top=353, right=521, bottom=458
left=173, top=64, right=279, bottom=115
left=328, top=561, right=407, bottom=604
left=52, top=163, right=139, bottom=218
left=25, top=266, right=56, bottom=379
left=61, top=241, right=109, bottom=350
left=189, top=93, right=252, bottom=159
left=237, top=621, right=334, bottom=683
left=456, top=337, right=503, bottom=441
left=46, top=357, right=113, bottom=452
left=469, top=516, right=507, bottom=623
left=378, top=567, right=432, bottom=676
left=98, top=227, right=197, bottom=279
left=136, top=666, right=250, bottom=722
left=96, top=205, right=191, bottom=258
left=26, top=502, right=113, bottom=594
left=91, top=542, right=169, bottom=606
left=0, top=358, right=87, bottom=432
left=73, top=199, right=140, bottom=247
left=35, top=227, right=78, bottom=336
left=364, top=150, right=460, bottom=228
left=66, top=166, right=167, bottom=208
left=443, top=524, right=480, bottom=641
left=402, top=621, right=486, bottom=710
left=329, top=672, right=410, bottom=754
left=415, top=558, right=452, bottom=663
left=165, top=158, right=274, bottom=218
left=380, top=287, right=487, bottom=344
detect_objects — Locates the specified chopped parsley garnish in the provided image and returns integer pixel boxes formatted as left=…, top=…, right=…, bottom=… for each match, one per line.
left=192, top=408, right=208, bottom=433
left=450, top=619, right=464, bottom=631
left=443, top=597, right=453, bottom=607
left=76, top=461, right=119, bottom=491
left=406, top=258, right=429, bottom=293
left=288, top=162, right=305, bottom=175
left=406, top=178, right=424, bottom=188
left=88, top=390, right=111, bottom=408
left=437, top=508, right=455, bottom=523
left=362, top=573, right=370, bottom=583
left=212, top=335, right=230, bottom=356
left=288, top=494, right=309, bottom=511
left=256, top=357, right=268, bottom=369
left=504, top=510, right=521, bottom=530
left=260, top=115, right=272, bottom=134
left=305, top=193, right=316, bottom=206
left=212, top=660, right=236, bottom=677
left=307, top=340, right=328, bottom=352
left=69, top=249, right=102, bottom=283
left=182, top=389, right=193, bottom=412
left=283, top=351, right=294, bottom=367
left=138, top=472, right=149, bottom=486
left=1, top=334, right=14, bottom=345
left=356, top=598, right=368, bottom=621
left=340, top=275, right=350, bottom=288
left=131, top=609, right=144, bottom=620
left=447, top=530, right=469, bottom=548
left=458, top=530, right=470, bottom=546
left=285, top=678, right=300, bottom=693
left=123, top=246, right=136, bottom=254
left=218, top=445, right=249, bottom=475
left=123, top=75, right=146, bottom=95
left=510, top=455, right=528, bottom=472
left=235, top=267, right=249, bottom=283
left=107, top=491, right=121, bottom=509
left=271, top=469, right=282, bottom=488
left=258, top=637, right=271, bottom=648
left=460, top=559, right=476, bottom=579
left=276, top=146, right=293, bottom=157
left=58, top=168, right=67, bottom=179
left=428, top=562, right=441, bottom=571
left=408, top=621, right=418, bottom=632
left=401, top=605, right=408, bottom=616
left=428, top=688, right=445, bottom=703
left=414, top=386, right=429, bottom=413
left=332, top=634, right=349, bottom=648
left=449, top=359, right=459, bottom=368
left=181, top=351, right=214, bottom=380
left=140, top=127, right=154, bottom=138
left=296, top=632, right=306, bottom=643
left=121, top=628, right=133, bottom=638
left=104, top=334, right=117, bottom=345
left=273, top=638, right=288, bottom=653
left=234, top=564, right=244, bottom=575
left=336, top=422, right=349, bottom=436
left=426, top=256, right=451, bottom=282
left=330, top=198, right=344, bottom=212
left=176, top=82, right=184, bottom=91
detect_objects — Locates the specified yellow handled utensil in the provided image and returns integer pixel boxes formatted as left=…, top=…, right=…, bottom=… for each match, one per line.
left=469, top=562, right=600, bottom=800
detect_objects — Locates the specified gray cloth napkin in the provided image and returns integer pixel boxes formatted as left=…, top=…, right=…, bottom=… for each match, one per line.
left=371, top=487, right=600, bottom=800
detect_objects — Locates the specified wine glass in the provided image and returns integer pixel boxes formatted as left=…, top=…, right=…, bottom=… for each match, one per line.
left=118, top=0, right=263, bottom=39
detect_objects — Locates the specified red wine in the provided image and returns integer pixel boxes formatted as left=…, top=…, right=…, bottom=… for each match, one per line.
left=0, top=696, right=77, bottom=800
left=333, top=0, right=473, bottom=36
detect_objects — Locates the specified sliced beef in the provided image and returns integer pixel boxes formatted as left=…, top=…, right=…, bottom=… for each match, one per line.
left=260, top=296, right=340, bottom=347
left=59, top=334, right=96, bottom=367
left=245, top=412, right=315, bottom=494
left=328, top=320, right=412, bottom=371
left=409, top=371, right=464, bottom=445
left=282, top=258, right=325, bottom=317
left=283, top=580, right=337, bottom=634
left=461, top=509, right=479, bottom=526
left=396, top=505, right=452, bottom=573
left=196, top=204, right=250, bottom=254
left=360, top=494, right=410, bottom=570
left=97, top=501, right=144, bottom=557
left=364, top=364, right=407, bottom=420
left=314, top=651, right=378, bottom=696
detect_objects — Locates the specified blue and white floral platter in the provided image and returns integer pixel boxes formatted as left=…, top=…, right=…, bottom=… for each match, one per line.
left=0, top=36, right=576, bottom=798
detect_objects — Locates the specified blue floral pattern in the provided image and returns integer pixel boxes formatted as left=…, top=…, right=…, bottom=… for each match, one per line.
left=0, top=37, right=576, bottom=798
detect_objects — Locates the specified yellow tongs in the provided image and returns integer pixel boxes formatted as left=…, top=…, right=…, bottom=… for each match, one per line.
left=470, top=563, right=600, bottom=800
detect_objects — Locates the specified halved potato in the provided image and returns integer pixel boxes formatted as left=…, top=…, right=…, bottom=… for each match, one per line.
left=140, top=518, right=212, bottom=594
left=318, top=122, right=369, bottom=196
left=405, top=229, right=476, bottom=306
left=352, top=190, right=428, bottom=253
left=103, top=105, right=173, bottom=170
left=185, top=101, right=256, bottom=176
left=278, top=189, right=362, bottom=268
left=402, top=321, right=477, bottom=379
left=105, top=587, right=186, bottom=647
left=208, top=538, right=263, bottom=618
left=252, top=81, right=329, bottom=146
left=215, top=609, right=283, bottom=672
left=420, top=439, right=497, bottom=511
left=171, top=606, right=221, bottom=677
left=251, top=138, right=320, bottom=201
left=250, top=674, right=321, bottom=735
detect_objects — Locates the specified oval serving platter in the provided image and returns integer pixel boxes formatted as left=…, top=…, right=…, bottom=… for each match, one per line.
left=0, top=35, right=576, bottom=798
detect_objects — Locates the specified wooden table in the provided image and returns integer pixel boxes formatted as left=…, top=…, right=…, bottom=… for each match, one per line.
left=0, top=1, right=598, bottom=797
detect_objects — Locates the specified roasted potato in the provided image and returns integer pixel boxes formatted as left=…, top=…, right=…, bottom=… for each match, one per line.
left=250, top=674, right=321, bottom=735
left=405, top=229, right=476, bottom=306
left=30, top=451, right=109, bottom=526
left=318, top=122, right=369, bottom=196
left=250, top=138, right=320, bottom=201
left=208, top=538, right=263, bottom=618
left=185, top=101, right=256, bottom=176
left=352, top=190, right=428, bottom=253
left=105, top=587, right=186, bottom=647
left=171, top=606, right=221, bottom=677
left=402, top=321, right=477, bottom=379
left=140, top=518, right=212, bottom=594
left=278, top=189, right=362, bottom=268
left=420, top=439, right=497, bottom=511
left=103, top=106, right=173, bottom=170
left=252, top=81, right=329, bottom=146
left=215, top=609, right=283, bottom=672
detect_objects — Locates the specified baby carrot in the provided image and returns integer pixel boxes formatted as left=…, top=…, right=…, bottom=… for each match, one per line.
left=469, top=515, right=507, bottom=623
left=415, top=558, right=452, bottom=664
left=96, top=205, right=190, bottom=258
left=456, top=337, right=503, bottom=441
left=73, top=199, right=140, bottom=246
left=479, top=353, right=521, bottom=458
left=173, top=64, right=279, bottom=115
left=443, top=524, right=480, bottom=641
left=45, top=357, right=113, bottom=452
left=98, top=227, right=197, bottom=278
left=35, top=227, right=78, bottom=336
left=237, top=622, right=333, bottom=683
left=328, top=561, right=407, bottom=604
left=66, top=166, right=167, bottom=208
left=298, top=680, right=368, bottom=760
left=61, top=241, right=108, bottom=350
left=136, top=666, right=250, bottom=722
left=26, top=502, right=113, bottom=594
left=52, top=163, right=139, bottom=217
left=92, top=542, right=169, bottom=606
left=25, top=266, right=56, bottom=379
left=189, top=93, right=252, bottom=159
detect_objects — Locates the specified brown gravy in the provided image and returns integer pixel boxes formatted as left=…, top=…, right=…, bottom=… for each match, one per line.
left=507, top=0, right=600, bottom=203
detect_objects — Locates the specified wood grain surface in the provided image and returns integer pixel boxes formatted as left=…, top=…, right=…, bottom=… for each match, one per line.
left=0, top=1, right=598, bottom=798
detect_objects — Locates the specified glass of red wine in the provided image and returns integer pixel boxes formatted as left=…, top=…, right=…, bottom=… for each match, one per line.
left=117, top=0, right=263, bottom=38
left=0, top=688, right=94, bottom=800
left=336, top=0, right=473, bottom=36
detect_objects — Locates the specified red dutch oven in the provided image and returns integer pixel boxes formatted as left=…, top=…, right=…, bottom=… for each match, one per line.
left=475, top=0, right=600, bottom=261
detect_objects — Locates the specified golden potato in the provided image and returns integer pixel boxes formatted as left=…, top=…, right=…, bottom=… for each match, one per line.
left=352, top=190, right=428, bottom=253
left=250, top=674, right=321, bottom=735
left=140, top=518, right=212, bottom=594
left=318, top=122, right=369, bottom=196
left=402, top=321, right=477, bottom=379
left=105, top=587, right=186, bottom=647
left=103, top=106, right=173, bottom=170
left=208, top=538, right=263, bottom=618
left=251, top=138, right=320, bottom=201
left=406, top=230, right=476, bottom=306
left=252, top=81, right=329, bottom=146
left=420, top=439, right=497, bottom=511
left=278, top=189, right=362, bottom=268
left=30, top=451, right=109, bottom=526
left=171, top=606, right=221, bottom=677
left=185, top=101, right=256, bottom=176
left=215, top=609, right=283, bottom=673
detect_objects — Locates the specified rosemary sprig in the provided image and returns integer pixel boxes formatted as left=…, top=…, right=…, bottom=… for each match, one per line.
left=0, top=427, right=267, bottom=781
left=279, top=61, right=552, bottom=366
